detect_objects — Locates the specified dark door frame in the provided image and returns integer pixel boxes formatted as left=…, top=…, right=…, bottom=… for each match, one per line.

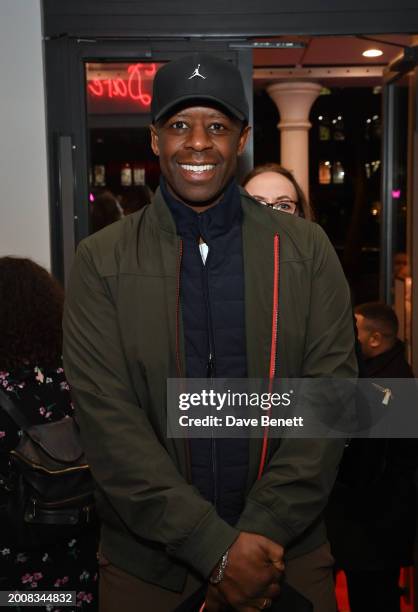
left=42, top=0, right=418, bottom=39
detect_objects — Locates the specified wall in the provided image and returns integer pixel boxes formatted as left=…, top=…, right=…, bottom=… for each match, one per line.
left=0, top=0, right=50, bottom=270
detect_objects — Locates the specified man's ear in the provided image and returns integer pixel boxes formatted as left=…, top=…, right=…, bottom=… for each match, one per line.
left=369, top=331, right=382, bottom=349
left=150, top=124, right=160, bottom=157
left=237, top=125, right=251, bottom=156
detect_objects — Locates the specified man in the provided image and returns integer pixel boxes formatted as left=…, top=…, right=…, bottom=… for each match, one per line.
left=63, top=53, right=357, bottom=612
left=327, top=302, right=416, bottom=612
left=355, top=302, right=413, bottom=375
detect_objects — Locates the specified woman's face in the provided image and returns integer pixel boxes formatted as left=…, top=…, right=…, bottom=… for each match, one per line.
left=244, top=171, right=299, bottom=215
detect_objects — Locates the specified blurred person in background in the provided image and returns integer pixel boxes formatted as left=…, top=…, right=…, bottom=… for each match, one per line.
left=120, top=184, right=153, bottom=216
left=242, top=163, right=314, bottom=221
left=354, top=302, right=412, bottom=374
left=393, top=252, right=409, bottom=281
left=0, top=257, right=98, bottom=611
left=326, top=302, right=416, bottom=612
left=90, top=190, right=123, bottom=233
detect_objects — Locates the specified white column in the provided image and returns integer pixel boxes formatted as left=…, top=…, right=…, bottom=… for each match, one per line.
left=267, top=81, right=322, bottom=201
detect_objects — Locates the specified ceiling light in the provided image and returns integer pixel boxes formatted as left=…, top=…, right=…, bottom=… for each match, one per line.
left=363, top=49, right=383, bottom=58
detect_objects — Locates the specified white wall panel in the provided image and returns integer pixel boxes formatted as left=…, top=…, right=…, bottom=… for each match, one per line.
left=0, top=0, right=50, bottom=270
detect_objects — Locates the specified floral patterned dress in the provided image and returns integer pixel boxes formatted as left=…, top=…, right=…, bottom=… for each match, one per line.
left=0, top=365, right=99, bottom=611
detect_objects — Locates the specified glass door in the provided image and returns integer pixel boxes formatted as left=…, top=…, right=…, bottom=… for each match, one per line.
left=382, top=61, right=418, bottom=363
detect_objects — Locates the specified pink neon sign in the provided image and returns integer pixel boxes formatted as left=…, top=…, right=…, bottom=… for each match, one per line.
left=86, top=63, right=160, bottom=113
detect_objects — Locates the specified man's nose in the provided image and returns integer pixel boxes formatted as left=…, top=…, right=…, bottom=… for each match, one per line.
left=184, top=124, right=212, bottom=150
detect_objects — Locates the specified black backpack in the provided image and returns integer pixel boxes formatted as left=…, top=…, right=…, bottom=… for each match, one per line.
left=0, top=388, right=96, bottom=549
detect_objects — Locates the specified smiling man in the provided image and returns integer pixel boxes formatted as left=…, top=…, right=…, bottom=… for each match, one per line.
left=150, top=105, right=249, bottom=209
left=63, top=54, right=357, bottom=612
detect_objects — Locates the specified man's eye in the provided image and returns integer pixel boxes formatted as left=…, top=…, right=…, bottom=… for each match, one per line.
left=209, top=123, right=226, bottom=132
left=171, top=121, right=188, bottom=129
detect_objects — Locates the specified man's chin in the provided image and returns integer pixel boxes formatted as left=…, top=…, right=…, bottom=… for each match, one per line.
left=169, top=183, right=225, bottom=209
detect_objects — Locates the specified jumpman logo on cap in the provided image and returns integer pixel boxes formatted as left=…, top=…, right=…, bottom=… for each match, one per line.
left=188, top=64, right=206, bottom=80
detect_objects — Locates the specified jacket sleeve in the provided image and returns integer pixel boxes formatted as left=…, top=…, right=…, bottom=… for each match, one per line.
left=236, top=223, right=358, bottom=548
left=63, top=239, right=239, bottom=578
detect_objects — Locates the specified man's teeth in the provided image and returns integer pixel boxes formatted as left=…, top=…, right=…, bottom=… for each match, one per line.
left=180, top=164, right=215, bottom=173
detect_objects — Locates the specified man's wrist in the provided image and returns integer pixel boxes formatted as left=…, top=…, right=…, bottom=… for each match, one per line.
left=209, top=549, right=229, bottom=585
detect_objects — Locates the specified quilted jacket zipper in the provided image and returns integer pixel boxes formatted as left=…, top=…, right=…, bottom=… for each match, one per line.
left=197, top=224, right=218, bottom=512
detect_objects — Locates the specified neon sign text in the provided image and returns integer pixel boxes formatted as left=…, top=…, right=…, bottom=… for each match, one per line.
left=87, top=63, right=157, bottom=108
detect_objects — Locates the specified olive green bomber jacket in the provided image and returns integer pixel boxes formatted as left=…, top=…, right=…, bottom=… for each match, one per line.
left=63, top=188, right=357, bottom=591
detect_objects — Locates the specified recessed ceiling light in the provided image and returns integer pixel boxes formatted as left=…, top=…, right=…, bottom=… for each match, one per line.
left=363, top=49, right=383, bottom=58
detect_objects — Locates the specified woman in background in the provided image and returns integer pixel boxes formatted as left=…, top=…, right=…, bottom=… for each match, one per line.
left=0, top=257, right=98, bottom=611
left=242, top=163, right=314, bottom=220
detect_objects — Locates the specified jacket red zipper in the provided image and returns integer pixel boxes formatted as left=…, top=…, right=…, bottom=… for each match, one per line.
left=257, top=233, right=280, bottom=481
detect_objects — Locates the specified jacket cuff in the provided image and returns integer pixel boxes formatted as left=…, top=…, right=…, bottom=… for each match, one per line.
left=236, top=498, right=295, bottom=547
left=170, top=508, right=240, bottom=578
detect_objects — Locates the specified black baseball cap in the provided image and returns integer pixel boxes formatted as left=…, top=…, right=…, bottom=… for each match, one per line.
left=151, top=53, right=249, bottom=124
